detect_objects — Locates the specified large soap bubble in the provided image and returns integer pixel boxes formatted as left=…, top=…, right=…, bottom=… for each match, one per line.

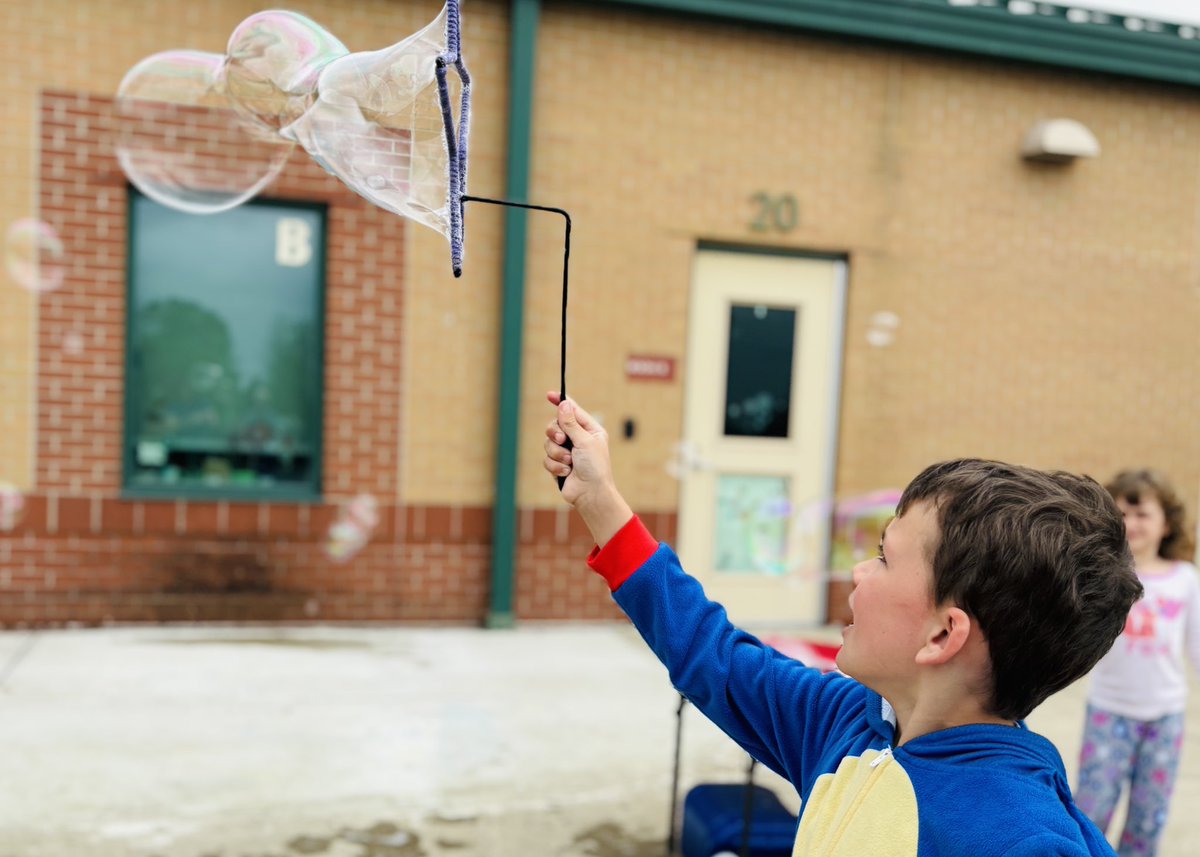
left=0, top=482, right=26, bottom=532
left=217, top=10, right=349, bottom=134
left=282, top=6, right=463, bottom=245
left=4, top=219, right=65, bottom=293
left=116, top=49, right=295, bottom=215
left=115, top=2, right=472, bottom=274
left=324, top=493, right=381, bottom=563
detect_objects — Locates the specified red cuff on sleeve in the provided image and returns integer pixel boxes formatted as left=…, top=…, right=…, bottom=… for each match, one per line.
left=587, top=515, right=659, bottom=592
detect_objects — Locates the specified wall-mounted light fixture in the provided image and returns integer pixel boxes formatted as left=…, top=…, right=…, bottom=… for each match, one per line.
left=1020, top=118, right=1100, bottom=163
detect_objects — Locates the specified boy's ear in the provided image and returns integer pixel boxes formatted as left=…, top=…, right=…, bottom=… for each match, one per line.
left=914, top=606, right=972, bottom=666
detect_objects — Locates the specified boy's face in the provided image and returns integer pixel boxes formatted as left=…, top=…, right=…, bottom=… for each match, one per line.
left=837, top=500, right=940, bottom=697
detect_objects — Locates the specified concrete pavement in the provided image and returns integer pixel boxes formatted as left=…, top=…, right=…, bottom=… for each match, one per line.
left=1, top=624, right=1197, bottom=856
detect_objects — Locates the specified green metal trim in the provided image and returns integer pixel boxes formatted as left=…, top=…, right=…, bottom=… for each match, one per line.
left=487, top=0, right=541, bottom=629
left=583, top=0, right=1200, bottom=87
left=120, top=189, right=329, bottom=504
left=308, top=198, right=329, bottom=503
left=121, top=187, right=139, bottom=495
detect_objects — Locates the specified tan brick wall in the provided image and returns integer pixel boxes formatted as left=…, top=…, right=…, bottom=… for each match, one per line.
left=517, top=5, right=1200, bottom=521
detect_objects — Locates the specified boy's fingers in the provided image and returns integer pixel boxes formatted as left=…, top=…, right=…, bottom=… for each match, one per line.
left=543, top=455, right=571, bottom=478
left=567, top=400, right=599, bottom=432
left=558, top=398, right=602, bottom=437
left=546, top=391, right=563, bottom=406
left=545, top=421, right=566, bottom=444
left=556, top=400, right=590, bottom=445
left=543, top=437, right=571, bottom=463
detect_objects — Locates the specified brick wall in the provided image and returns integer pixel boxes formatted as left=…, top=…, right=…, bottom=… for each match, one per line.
left=0, top=495, right=643, bottom=626
left=0, top=88, right=639, bottom=627
left=516, top=2, right=1200, bottom=513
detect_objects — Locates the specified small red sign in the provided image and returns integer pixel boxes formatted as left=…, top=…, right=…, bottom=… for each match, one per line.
left=625, top=355, right=676, bottom=381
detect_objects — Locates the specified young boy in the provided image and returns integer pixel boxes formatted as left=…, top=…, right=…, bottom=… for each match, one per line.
left=542, top=394, right=1143, bottom=857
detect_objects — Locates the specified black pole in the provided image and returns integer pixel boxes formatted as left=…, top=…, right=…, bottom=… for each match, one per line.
left=740, top=756, right=758, bottom=857
left=668, top=694, right=687, bottom=855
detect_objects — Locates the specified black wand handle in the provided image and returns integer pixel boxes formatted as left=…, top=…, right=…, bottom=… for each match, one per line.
left=556, top=436, right=573, bottom=491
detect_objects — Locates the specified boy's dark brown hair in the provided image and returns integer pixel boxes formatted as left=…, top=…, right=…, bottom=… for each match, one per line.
left=897, top=459, right=1143, bottom=721
left=1105, top=468, right=1196, bottom=561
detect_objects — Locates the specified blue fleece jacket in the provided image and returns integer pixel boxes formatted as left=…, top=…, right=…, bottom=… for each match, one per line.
left=589, top=517, right=1115, bottom=857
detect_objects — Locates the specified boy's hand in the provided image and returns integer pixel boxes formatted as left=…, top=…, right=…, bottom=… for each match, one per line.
left=543, top=392, right=633, bottom=548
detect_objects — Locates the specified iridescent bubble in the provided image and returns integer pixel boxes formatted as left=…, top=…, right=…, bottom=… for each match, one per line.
left=866, top=310, right=901, bottom=348
left=831, top=489, right=902, bottom=568
left=665, top=440, right=712, bottom=480
left=745, top=489, right=903, bottom=581
left=324, top=493, right=381, bottom=563
left=116, top=49, right=295, bottom=214
left=217, top=10, right=349, bottom=134
left=0, top=482, right=26, bottom=532
left=866, top=329, right=893, bottom=347
left=282, top=6, right=463, bottom=242
left=62, top=331, right=85, bottom=356
left=5, top=219, right=65, bottom=293
left=749, top=496, right=834, bottom=578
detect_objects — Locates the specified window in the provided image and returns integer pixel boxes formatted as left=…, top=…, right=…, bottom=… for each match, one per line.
left=124, top=191, right=326, bottom=498
left=723, top=304, right=796, bottom=438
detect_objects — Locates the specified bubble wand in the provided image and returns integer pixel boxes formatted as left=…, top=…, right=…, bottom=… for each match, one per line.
left=433, top=0, right=573, bottom=487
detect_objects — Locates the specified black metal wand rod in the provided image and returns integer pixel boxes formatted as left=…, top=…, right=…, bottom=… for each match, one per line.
left=460, top=194, right=573, bottom=489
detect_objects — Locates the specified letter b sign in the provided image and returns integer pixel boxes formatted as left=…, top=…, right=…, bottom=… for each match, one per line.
left=276, top=217, right=313, bottom=267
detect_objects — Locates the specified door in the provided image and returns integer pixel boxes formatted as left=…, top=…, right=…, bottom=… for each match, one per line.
left=677, top=248, right=845, bottom=628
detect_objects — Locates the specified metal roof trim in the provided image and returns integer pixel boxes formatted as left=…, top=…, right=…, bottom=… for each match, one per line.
left=583, top=0, right=1200, bottom=87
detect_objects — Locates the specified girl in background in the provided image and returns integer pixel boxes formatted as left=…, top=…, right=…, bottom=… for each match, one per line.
left=1076, top=469, right=1200, bottom=857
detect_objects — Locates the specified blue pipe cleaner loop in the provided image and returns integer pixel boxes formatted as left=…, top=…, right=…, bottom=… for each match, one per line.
left=436, top=0, right=471, bottom=276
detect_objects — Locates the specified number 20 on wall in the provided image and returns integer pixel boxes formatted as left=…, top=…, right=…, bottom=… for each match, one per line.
left=749, top=192, right=799, bottom=234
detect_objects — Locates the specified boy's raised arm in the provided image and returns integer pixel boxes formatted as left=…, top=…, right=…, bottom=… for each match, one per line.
left=542, top=393, right=865, bottom=787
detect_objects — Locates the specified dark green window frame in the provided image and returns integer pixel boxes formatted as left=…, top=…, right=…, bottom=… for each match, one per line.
left=122, top=189, right=327, bottom=502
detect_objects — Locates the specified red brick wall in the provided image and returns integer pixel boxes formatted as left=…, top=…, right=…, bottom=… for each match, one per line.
left=0, top=498, right=483, bottom=624
left=0, top=89, right=651, bottom=627
left=0, top=493, right=668, bottom=625
left=514, top=510, right=677, bottom=620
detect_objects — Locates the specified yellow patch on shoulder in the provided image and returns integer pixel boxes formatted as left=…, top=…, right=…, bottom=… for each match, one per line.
left=792, top=748, right=919, bottom=856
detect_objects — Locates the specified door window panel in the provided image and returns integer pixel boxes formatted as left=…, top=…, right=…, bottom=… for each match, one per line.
left=714, top=474, right=791, bottom=574
left=723, top=304, right=796, bottom=438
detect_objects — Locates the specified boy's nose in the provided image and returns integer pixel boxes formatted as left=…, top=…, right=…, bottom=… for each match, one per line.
left=851, top=560, right=870, bottom=588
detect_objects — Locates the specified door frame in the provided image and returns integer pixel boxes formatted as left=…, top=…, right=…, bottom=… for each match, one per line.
left=678, top=242, right=849, bottom=627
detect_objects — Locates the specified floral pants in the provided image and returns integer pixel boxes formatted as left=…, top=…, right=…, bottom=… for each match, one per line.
left=1075, top=704, right=1185, bottom=857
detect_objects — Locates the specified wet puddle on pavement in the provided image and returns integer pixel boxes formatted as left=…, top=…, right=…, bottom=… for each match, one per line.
left=287, top=821, right=424, bottom=855
left=566, top=822, right=665, bottom=857
left=171, top=818, right=665, bottom=857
